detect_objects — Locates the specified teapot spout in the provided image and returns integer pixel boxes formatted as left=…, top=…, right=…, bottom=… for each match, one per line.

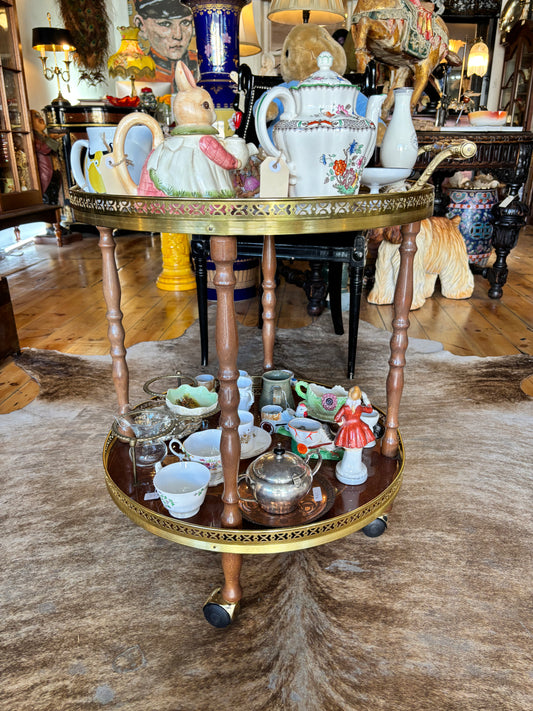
left=363, top=94, right=387, bottom=167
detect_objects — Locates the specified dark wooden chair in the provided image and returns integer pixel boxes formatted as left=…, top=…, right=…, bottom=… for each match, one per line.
left=191, top=63, right=376, bottom=379
left=191, top=231, right=367, bottom=379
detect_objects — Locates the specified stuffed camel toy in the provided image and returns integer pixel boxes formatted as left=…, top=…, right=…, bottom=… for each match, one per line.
left=367, top=216, right=475, bottom=310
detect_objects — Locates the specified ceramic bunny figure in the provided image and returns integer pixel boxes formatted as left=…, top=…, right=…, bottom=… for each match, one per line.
left=113, top=61, right=252, bottom=198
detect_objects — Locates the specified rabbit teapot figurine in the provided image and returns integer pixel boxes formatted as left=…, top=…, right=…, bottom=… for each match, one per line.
left=254, top=52, right=386, bottom=198
left=113, top=61, right=255, bottom=198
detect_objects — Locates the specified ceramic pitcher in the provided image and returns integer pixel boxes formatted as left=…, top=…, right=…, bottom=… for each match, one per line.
left=380, top=88, right=418, bottom=170
left=70, top=124, right=152, bottom=194
left=259, top=369, right=295, bottom=410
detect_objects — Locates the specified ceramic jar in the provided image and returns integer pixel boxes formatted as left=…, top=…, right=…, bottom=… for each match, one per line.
left=445, top=187, right=499, bottom=266
left=380, top=88, right=418, bottom=170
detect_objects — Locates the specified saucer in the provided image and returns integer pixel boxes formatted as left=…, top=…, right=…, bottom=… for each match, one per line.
left=361, top=167, right=413, bottom=193
left=238, top=472, right=336, bottom=527
left=240, top=427, right=272, bottom=459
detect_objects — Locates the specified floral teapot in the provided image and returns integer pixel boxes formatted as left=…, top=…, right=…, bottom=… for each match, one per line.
left=254, top=51, right=386, bottom=198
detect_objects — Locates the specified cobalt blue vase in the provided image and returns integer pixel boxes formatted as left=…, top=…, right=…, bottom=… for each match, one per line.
left=184, top=0, right=247, bottom=108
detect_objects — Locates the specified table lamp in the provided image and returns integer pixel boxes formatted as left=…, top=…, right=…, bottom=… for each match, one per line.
left=466, top=39, right=489, bottom=78
left=107, top=26, right=156, bottom=98
left=32, top=13, right=76, bottom=106
left=267, top=0, right=345, bottom=25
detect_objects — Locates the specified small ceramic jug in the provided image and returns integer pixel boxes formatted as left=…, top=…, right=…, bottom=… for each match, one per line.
left=70, top=125, right=152, bottom=194
left=259, top=369, right=295, bottom=410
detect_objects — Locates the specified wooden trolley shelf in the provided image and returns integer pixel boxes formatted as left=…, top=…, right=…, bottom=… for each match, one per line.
left=103, top=428, right=404, bottom=555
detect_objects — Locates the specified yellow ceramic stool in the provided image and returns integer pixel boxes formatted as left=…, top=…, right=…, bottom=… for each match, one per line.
left=157, top=233, right=197, bottom=292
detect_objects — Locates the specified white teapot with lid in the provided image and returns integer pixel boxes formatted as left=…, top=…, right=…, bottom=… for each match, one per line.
left=254, top=51, right=386, bottom=198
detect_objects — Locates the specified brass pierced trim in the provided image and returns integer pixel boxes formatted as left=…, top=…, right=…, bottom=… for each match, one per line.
left=103, top=432, right=404, bottom=554
left=69, top=187, right=434, bottom=236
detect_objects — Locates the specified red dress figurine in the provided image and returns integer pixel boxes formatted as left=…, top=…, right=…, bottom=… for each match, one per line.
left=334, top=388, right=375, bottom=449
left=334, top=385, right=375, bottom=485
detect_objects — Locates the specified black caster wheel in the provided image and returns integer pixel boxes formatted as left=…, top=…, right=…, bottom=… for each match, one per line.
left=203, top=587, right=240, bottom=628
left=362, top=515, right=388, bottom=538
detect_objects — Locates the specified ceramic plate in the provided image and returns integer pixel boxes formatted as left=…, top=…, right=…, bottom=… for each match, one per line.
left=240, top=426, right=272, bottom=459
left=238, top=472, right=336, bottom=528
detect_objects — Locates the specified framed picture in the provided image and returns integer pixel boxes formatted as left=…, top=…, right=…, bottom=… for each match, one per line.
left=126, top=0, right=199, bottom=92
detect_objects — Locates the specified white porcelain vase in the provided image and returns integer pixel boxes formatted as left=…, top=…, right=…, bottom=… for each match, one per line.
left=380, top=88, right=418, bottom=170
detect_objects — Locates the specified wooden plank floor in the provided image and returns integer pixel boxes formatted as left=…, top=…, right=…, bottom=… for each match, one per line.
left=1, top=228, right=532, bottom=414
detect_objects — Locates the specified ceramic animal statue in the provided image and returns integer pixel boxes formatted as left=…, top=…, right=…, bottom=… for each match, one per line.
left=367, top=216, right=474, bottom=310
left=350, top=0, right=449, bottom=117
left=113, top=61, right=250, bottom=198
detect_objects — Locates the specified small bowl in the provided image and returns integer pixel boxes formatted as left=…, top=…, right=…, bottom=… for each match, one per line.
left=165, top=384, right=218, bottom=417
left=468, top=110, right=507, bottom=127
left=153, top=461, right=210, bottom=518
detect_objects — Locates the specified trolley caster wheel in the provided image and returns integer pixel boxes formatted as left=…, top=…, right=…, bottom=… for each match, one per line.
left=203, top=587, right=240, bottom=628
left=362, top=515, right=388, bottom=538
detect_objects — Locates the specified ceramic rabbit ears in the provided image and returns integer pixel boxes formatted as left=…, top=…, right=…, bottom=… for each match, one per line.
left=175, top=61, right=198, bottom=92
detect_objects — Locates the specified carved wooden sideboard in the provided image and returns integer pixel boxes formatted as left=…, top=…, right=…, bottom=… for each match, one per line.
left=415, top=128, right=533, bottom=299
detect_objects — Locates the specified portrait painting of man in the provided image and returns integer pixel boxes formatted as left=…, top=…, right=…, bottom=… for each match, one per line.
left=130, top=0, right=200, bottom=91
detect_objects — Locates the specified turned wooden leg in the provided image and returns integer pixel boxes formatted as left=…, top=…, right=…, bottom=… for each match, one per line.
left=53, top=222, right=63, bottom=247
left=382, top=221, right=419, bottom=458
left=261, top=234, right=276, bottom=370
left=210, top=235, right=243, bottom=614
left=211, top=235, right=241, bottom=530
left=221, top=552, right=242, bottom=604
left=97, top=226, right=129, bottom=414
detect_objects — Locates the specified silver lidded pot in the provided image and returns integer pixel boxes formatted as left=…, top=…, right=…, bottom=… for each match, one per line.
left=244, top=445, right=322, bottom=515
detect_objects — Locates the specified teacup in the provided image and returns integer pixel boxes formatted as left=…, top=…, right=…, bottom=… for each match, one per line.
left=286, top=417, right=333, bottom=451
left=195, top=374, right=216, bottom=391
left=261, top=404, right=283, bottom=422
left=238, top=409, right=254, bottom=444
left=237, top=376, right=254, bottom=411
left=169, top=429, right=222, bottom=485
left=294, top=381, right=348, bottom=421
left=260, top=405, right=296, bottom=433
left=153, top=461, right=210, bottom=518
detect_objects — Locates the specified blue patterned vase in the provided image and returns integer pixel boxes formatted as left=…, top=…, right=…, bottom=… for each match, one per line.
left=184, top=0, right=247, bottom=108
left=445, top=188, right=499, bottom=267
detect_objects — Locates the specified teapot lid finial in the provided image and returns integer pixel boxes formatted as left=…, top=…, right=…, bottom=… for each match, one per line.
left=317, top=51, right=333, bottom=72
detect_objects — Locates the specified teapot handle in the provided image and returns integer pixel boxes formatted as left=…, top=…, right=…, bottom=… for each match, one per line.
left=113, top=112, right=164, bottom=195
left=254, top=86, right=296, bottom=159
left=305, top=450, right=323, bottom=477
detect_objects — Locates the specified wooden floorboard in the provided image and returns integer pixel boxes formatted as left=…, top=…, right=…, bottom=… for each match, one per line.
left=1, top=228, right=532, bottom=413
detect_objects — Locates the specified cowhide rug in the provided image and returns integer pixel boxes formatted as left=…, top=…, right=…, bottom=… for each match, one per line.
left=1, top=315, right=532, bottom=711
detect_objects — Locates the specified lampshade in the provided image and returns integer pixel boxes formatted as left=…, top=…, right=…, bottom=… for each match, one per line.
left=267, top=0, right=345, bottom=25
left=466, top=40, right=489, bottom=78
left=239, top=3, right=261, bottom=56
left=448, top=39, right=466, bottom=56
left=32, top=26, right=75, bottom=54
left=107, top=26, right=156, bottom=94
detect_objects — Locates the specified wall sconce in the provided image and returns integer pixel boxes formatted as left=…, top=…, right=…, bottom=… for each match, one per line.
left=239, top=3, right=261, bottom=56
left=107, top=26, right=156, bottom=98
left=32, top=13, right=76, bottom=106
left=267, top=0, right=345, bottom=25
left=466, top=39, right=490, bottom=78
